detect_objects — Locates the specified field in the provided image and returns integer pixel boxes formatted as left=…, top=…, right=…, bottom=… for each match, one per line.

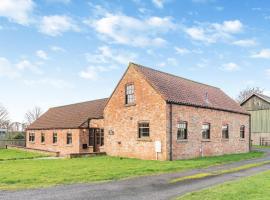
left=178, top=170, right=270, bottom=200
left=0, top=149, right=48, bottom=161
left=0, top=150, right=263, bottom=190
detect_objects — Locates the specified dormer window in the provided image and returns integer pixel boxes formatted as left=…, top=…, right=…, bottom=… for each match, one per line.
left=125, top=83, right=135, bottom=104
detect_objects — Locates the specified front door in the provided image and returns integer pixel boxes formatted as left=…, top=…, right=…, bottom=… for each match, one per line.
left=89, top=128, right=104, bottom=152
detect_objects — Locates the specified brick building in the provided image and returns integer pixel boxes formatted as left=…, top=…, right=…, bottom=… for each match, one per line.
left=27, top=98, right=108, bottom=156
left=27, top=63, right=250, bottom=160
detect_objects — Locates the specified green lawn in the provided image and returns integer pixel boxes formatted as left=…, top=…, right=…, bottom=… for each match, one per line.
left=0, top=151, right=263, bottom=190
left=0, top=149, right=48, bottom=161
left=177, top=170, right=270, bottom=200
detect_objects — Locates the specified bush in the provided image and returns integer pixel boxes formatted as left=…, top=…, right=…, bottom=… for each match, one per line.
left=13, top=133, right=25, bottom=139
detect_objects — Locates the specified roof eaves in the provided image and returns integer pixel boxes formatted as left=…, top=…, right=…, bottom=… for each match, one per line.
left=167, top=100, right=250, bottom=116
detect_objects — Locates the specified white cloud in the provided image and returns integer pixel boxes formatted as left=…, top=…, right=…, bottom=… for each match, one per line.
left=251, top=49, right=270, bottom=59
left=80, top=46, right=136, bottom=80
left=85, top=46, right=136, bottom=65
left=79, top=66, right=99, bottom=80
left=36, top=50, right=48, bottom=60
left=157, top=57, right=178, bottom=67
left=175, top=47, right=190, bottom=55
left=0, top=0, right=34, bottom=25
left=221, top=62, right=240, bottom=71
left=39, top=15, right=79, bottom=36
left=50, top=46, right=66, bottom=52
left=16, top=59, right=43, bottom=74
left=232, top=39, right=257, bottom=47
left=24, top=78, right=73, bottom=89
left=85, top=13, right=175, bottom=47
left=185, top=20, right=243, bottom=44
left=152, top=0, right=164, bottom=8
left=0, top=57, right=20, bottom=78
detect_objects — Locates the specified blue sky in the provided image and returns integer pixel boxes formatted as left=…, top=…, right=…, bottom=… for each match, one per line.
left=1, top=0, right=270, bottom=122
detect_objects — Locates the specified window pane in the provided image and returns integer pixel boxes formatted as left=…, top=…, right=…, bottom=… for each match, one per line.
left=125, top=84, right=135, bottom=104
left=67, top=133, right=72, bottom=144
left=89, top=130, right=94, bottom=146
left=138, top=122, right=150, bottom=138
left=177, top=121, right=188, bottom=140
left=202, top=124, right=210, bottom=139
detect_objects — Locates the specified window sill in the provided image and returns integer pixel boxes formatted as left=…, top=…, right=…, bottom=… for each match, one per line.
left=66, top=144, right=73, bottom=147
left=29, top=142, right=35, bottom=144
left=239, top=139, right=246, bottom=141
left=41, top=143, right=45, bottom=145
left=222, top=139, right=229, bottom=141
left=201, top=139, right=211, bottom=142
left=125, top=103, right=136, bottom=107
left=137, top=138, right=152, bottom=142
left=52, top=143, right=58, bottom=146
left=177, top=139, right=188, bottom=143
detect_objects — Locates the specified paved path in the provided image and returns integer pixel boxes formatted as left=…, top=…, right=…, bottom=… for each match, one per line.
left=1, top=148, right=270, bottom=200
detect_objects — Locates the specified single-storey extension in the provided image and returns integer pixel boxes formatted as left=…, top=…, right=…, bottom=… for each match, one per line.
left=27, top=98, right=108, bottom=156
left=27, top=63, right=250, bottom=160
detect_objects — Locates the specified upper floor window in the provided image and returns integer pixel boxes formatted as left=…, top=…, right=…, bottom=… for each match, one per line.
left=202, top=123, right=210, bottom=140
left=29, top=133, right=35, bottom=142
left=240, top=125, right=245, bottom=139
left=67, top=133, right=72, bottom=145
left=125, top=84, right=135, bottom=104
left=138, top=122, right=150, bottom=138
left=53, top=133, right=57, bottom=144
left=222, top=124, right=229, bottom=139
left=177, top=121, right=188, bottom=140
left=41, top=133, right=45, bottom=143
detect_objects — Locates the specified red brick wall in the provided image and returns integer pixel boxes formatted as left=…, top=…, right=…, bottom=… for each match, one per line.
left=79, top=119, right=105, bottom=153
left=167, top=104, right=250, bottom=160
left=104, top=64, right=168, bottom=160
left=26, top=129, right=81, bottom=156
left=26, top=118, right=105, bottom=156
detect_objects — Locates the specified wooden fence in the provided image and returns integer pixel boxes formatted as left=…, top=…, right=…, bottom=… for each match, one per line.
left=0, top=139, right=26, bottom=148
left=260, top=137, right=270, bottom=146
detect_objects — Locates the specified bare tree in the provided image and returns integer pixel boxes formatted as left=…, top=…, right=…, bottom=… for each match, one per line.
left=25, top=107, right=43, bottom=125
left=0, top=105, right=9, bottom=128
left=236, top=87, right=264, bottom=103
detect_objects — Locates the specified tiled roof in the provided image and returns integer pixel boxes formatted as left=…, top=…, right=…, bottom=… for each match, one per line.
left=27, top=98, right=108, bottom=130
left=132, top=63, right=248, bottom=115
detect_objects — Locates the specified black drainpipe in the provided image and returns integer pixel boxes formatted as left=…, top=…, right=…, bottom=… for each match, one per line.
left=249, top=114, right=251, bottom=152
left=169, top=103, right=173, bottom=161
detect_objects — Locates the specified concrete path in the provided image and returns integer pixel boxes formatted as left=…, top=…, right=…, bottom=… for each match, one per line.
left=1, top=148, right=270, bottom=200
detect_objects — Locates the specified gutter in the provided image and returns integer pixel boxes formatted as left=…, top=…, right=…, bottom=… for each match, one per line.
left=169, top=103, right=173, bottom=161
left=167, top=101, right=249, bottom=116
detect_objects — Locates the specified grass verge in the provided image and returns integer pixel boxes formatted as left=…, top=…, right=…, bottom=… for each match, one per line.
left=170, top=161, right=270, bottom=183
left=176, top=170, right=270, bottom=200
left=253, top=145, right=270, bottom=149
left=0, top=149, right=49, bottom=161
left=0, top=151, right=264, bottom=190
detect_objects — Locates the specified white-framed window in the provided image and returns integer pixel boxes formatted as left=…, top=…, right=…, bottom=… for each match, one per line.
left=177, top=121, right=188, bottom=140
left=202, top=123, right=210, bottom=139
left=138, top=122, right=150, bottom=138
left=125, top=84, right=135, bottom=104
left=222, top=124, right=229, bottom=139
